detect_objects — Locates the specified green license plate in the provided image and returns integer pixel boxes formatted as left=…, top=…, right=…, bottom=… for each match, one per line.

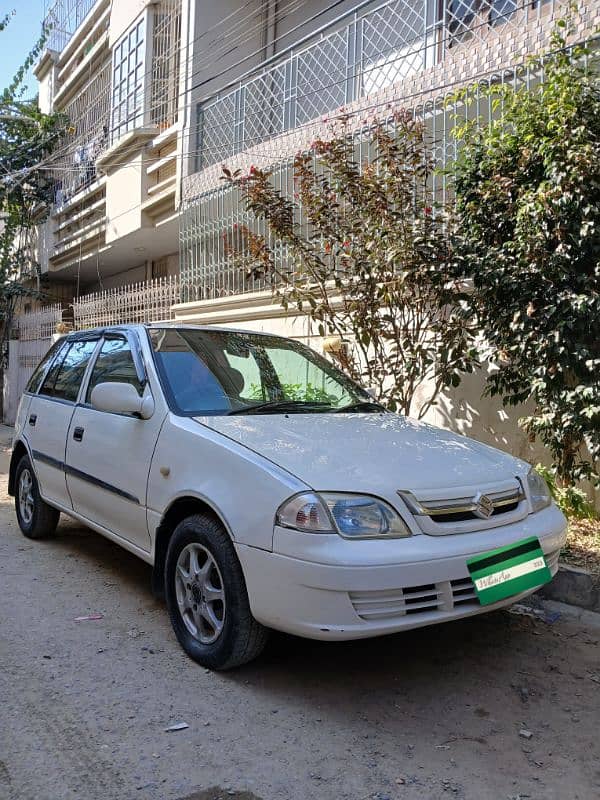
left=467, top=536, right=552, bottom=606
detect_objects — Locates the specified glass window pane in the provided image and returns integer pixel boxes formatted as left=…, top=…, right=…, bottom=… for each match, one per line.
left=150, top=328, right=365, bottom=416
left=41, top=340, right=98, bottom=401
left=111, top=15, right=146, bottom=141
left=27, top=340, right=66, bottom=395
left=86, top=338, right=143, bottom=403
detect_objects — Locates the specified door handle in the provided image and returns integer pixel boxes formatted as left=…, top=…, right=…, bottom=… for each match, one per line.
left=73, top=427, right=84, bottom=442
left=28, top=414, right=37, bottom=427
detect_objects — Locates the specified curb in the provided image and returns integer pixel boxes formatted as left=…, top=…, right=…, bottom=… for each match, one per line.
left=533, top=598, right=600, bottom=631
left=538, top=563, right=600, bottom=613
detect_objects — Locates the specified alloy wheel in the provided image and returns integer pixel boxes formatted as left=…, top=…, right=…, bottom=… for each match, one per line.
left=18, top=468, right=34, bottom=526
left=175, top=543, right=226, bottom=644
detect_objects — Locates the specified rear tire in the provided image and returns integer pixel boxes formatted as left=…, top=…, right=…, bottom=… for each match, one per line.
left=165, top=513, right=269, bottom=670
left=14, top=454, right=60, bottom=539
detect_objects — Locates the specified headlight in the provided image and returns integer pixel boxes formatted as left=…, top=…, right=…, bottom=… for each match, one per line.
left=276, top=492, right=411, bottom=538
left=526, top=468, right=552, bottom=513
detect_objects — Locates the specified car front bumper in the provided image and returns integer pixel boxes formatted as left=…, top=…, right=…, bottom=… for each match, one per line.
left=235, top=503, right=567, bottom=640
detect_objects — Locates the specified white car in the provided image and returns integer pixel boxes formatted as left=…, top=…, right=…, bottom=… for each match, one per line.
left=10, top=324, right=566, bottom=669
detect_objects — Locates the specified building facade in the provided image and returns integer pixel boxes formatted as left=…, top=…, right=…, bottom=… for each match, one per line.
left=34, top=0, right=185, bottom=297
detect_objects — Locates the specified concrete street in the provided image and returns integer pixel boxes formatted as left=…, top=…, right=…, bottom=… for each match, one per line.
left=1, top=441, right=599, bottom=800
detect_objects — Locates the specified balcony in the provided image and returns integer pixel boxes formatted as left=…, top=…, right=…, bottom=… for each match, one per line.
left=43, top=0, right=100, bottom=53
left=180, top=0, right=570, bottom=303
left=192, top=0, right=553, bottom=177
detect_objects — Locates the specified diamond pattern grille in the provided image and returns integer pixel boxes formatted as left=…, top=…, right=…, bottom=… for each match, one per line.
left=295, top=31, right=347, bottom=125
left=194, top=0, right=532, bottom=171
left=243, top=66, right=287, bottom=150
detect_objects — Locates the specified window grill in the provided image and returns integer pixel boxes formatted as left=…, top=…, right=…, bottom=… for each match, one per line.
left=180, top=20, right=595, bottom=302
left=194, top=0, right=548, bottom=172
left=43, top=0, right=97, bottom=53
left=111, top=16, right=146, bottom=142
left=49, top=60, right=111, bottom=206
left=150, top=0, right=182, bottom=132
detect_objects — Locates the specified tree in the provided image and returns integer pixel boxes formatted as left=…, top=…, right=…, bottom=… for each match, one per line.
left=223, top=113, right=477, bottom=416
left=0, top=12, right=66, bottom=351
left=450, top=24, right=600, bottom=485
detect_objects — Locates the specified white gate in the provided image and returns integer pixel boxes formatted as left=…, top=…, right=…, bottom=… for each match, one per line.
left=3, top=306, right=63, bottom=425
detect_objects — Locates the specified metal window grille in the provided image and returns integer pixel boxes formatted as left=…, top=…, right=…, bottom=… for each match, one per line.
left=43, top=0, right=97, bottom=52
left=111, top=16, right=146, bottom=142
left=49, top=60, right=111, bottom=206
left=194, top=0, right=548, bottom=171
left=180, top=30, right=597, bottom=301
left=150, top=1, right=182, bottom=131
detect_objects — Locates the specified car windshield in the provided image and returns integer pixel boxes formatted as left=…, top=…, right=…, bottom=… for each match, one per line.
left=148, top=328, right=378, bottom=416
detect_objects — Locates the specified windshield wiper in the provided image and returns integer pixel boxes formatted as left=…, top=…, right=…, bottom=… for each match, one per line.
left=228, top=400, right=333, bottom=415
left=334, top=400, right=387, bottom=413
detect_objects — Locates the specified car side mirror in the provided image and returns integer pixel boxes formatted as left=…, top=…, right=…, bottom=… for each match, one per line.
left=90, top=382, right=154, bottom=419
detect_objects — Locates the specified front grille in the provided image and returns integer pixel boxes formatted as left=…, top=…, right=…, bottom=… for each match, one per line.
left=349, top=549, right=560, bottom=623
left=398, top=480, right=528, bottom=535
left=349, top=578, right=480, bottom=621
left=432, top=500, right=519, bottom=524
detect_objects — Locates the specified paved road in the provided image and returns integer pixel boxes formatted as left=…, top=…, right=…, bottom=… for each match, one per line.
left=1, top=445, right=599, bottom=800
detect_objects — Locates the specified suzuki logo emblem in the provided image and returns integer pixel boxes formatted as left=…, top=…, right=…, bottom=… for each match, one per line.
left=473, top=492, right=495, bottom=519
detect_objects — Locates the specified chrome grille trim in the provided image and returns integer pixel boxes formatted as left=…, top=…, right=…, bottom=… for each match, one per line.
left=398, top=484, right=525, bottom=517
left=397, top=478, right=529, bottom=535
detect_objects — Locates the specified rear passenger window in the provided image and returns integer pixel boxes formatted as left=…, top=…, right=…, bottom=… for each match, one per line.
left=25, top=340, right=65, bottom=394
left=86, top=337, right=143, bottom=402
left=40, top=340, right=98, bottom=402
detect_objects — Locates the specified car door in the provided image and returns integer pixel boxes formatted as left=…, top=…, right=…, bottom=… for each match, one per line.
left=64, top=334, right=163, bottom=553
left=26, top=337, right=100, bottom=510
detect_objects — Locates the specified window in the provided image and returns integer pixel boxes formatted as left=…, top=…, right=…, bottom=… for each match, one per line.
left=111, top=16, right=146, bottom=141
left=26, top=340, right=65, bottom=394
left=150, top=328, right=367, bottom=416
left=86, top=338, right=143, bottom=403
left=40, top=340, right=99, bottom=402
left=448, top=0, right=477, bottom=35
left=488, top=0, right=517, bottom=26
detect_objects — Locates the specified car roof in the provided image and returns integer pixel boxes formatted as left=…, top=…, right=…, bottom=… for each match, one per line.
left=63, top=323, right=290, bottom=340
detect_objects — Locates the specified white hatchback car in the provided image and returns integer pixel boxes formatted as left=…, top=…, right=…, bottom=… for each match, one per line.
left=11, top=324, right=566, bottom=669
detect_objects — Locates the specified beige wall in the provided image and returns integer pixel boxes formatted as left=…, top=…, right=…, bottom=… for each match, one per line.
left=104, top=150, right=148, bottom=242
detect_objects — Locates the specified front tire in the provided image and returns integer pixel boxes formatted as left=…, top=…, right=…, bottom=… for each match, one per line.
left=14, top=455, right=60, bottom=539
left=165, top=513, right=269, bottom=670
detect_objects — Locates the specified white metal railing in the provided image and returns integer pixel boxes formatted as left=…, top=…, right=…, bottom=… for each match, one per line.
left=180, top=25, right=595, bottom=302
left=43, top=0, right=98, bottom=53
left=15, top=305, right=63, bottom=342
left=72, top=276, right=179, bottom=330
left=194, top=0, right=556, bottom=172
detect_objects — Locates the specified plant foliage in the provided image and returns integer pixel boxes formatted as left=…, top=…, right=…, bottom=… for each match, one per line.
left=451, top=24, right=600, bottom=484
left=223, top=113, right=477, bottom=416
left=0, top=13, right=66, bottom=348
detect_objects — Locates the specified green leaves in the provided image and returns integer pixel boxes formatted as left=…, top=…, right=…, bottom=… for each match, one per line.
left=451, top=23, right=600, bottom=485
left=224, top=114, right=478, bottom=417
left=0, top=18, right=67, bottom=349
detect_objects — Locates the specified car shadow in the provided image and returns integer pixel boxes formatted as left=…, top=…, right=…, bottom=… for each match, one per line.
left=49, top=513, right=157, bottom=602
left=28, top=508, right=556, bottom=707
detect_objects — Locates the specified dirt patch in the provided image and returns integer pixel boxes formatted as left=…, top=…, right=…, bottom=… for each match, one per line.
left=562, top=518, right=600, bottom=582
left=180, top=791, right=262, bottom=800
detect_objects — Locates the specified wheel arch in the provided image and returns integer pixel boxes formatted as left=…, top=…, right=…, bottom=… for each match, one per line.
left=151, top=494, right=233, bottom=599
left=8, top=440, right=30, bottom=497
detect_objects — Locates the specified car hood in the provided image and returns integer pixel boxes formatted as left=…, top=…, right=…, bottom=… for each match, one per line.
left=196, top=413, right=526, bottom=493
